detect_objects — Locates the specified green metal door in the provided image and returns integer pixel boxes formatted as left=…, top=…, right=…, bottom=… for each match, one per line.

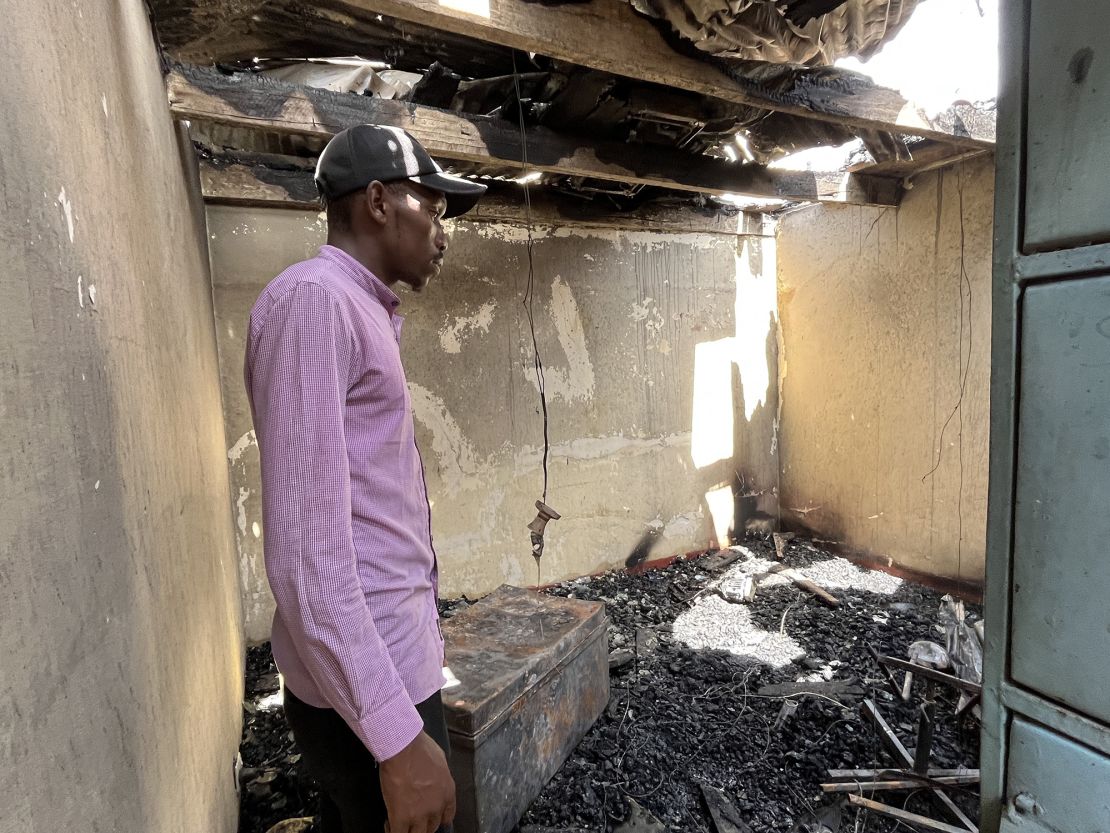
left=984, top=1, right=1110, bottom=830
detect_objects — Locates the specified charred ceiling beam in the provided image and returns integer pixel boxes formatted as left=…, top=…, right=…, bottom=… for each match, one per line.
left=849, top=140, right=991, bottom=180
left=151, top=0, right=992, bottom=150
left=168, top=65, right=901, bottom=206
left=150, top=0, right=518, bottom=78
left=199, top=152, right=322, bottom=210
left=197, top=151, right=772, bottom=235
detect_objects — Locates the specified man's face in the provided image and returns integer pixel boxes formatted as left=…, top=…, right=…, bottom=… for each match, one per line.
left=384, top=181, right=449, bottom=292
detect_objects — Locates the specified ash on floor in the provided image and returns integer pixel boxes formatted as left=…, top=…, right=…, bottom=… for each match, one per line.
left=238, top=648, right=318, bottom=833
left=513, top=539, right=980, bottom=833
left=237, top=539, right=981, bottom=833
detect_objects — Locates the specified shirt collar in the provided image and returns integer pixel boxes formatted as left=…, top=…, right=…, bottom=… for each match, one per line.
left=319, top=244, right=402, bottom=314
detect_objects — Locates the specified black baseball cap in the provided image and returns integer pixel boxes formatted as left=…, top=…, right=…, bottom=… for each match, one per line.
left=315, top=124, right=487, bottom=218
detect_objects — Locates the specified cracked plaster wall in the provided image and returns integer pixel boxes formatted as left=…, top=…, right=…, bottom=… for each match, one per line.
left=0, top=1, right=243, bottom=830
left=776, top=156, right=994, bottom=590
left=207, top=206, right=780, bottom=642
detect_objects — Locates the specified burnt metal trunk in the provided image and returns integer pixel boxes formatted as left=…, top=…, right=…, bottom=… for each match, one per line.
left=441, top=585, right=609, bottom=833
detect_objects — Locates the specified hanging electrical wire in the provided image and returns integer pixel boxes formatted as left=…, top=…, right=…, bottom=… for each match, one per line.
left=510, top=53, right=560, bottom=580
left=955, top=167, right=971, bottom=587
left=921, top=176, right=973, bottom=485
left=920, top=166, right=973, bottom=590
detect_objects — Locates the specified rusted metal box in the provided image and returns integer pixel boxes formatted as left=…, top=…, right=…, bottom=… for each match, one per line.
left=441, top=585, right=609, bottom=833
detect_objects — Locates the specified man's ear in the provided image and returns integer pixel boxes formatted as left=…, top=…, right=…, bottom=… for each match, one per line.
left=364, top=181, right=389, bottom=225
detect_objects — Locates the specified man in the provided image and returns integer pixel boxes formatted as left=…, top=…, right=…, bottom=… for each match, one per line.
left=244, top=124, right=487, bottom=833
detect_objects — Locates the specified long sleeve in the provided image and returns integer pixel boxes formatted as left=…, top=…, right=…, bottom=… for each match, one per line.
left=246, top=281, right=423, bottom=762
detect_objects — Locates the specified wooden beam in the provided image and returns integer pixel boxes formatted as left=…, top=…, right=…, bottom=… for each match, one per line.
left=875, top=655, right=984, bottom=696
left=170, top=65, right=900, bottom=206
left=763, top=562, right=841, bottom=607
left=822, top=774, right=980, bottom=793
left=466, top=194, right=767, bottom=235
left=861, top=700, right=979, bottom=833
left=850, top=140, right=992, bottom=179
left=154, top=0, right=992, bottom=149
left=847, top=795, right=973, bottom=833
left=198, top=155, right=777, bottom=235
left=200, top=157, right=321, bottom=210
left=149, top=0, right=518, bottom=78
left=828, top=768, right=980, bottom=781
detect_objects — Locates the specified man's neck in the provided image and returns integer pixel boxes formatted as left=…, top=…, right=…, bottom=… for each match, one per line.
left=327, top=235, right=398, bottom=288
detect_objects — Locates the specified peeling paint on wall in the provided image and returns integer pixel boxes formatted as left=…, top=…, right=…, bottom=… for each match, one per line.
left=516, top=432, right=691, bottom=470
left=439, top=300, right=497, bottom=354
left=235, top=487, right=250, bottom=536
left=469, top=220, right=727, bottom=252
left=56, top=188, right=74, bottom=243
left=630, top=297, right=666, bottom=348
left=630, top=298, right=654, bottom=322
left=408, top=381, right=489, bottom=495
left=525, top=276, right=596, bottom=403
left=663, top=509, right=705, bottom=539
left=227, top=429, right=256, bottom=462
left=240, top=548, right=271, bottom=636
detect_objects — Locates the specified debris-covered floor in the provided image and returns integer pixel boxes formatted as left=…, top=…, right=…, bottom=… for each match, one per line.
left=238, top=539, right=981, bottom=833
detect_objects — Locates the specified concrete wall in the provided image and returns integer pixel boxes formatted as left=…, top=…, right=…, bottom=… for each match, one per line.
left=0, top=3, right=243, bottom=832
left=776, top=157, right=994, bottom=590
left=208, top=206, right=779, bottom=642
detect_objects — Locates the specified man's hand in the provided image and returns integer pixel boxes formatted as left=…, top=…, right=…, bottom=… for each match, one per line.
left=380, top=730, right=456, bottom=833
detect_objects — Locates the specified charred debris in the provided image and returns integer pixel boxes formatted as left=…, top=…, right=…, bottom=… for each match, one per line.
left=239, top=536, right=982, bottom=833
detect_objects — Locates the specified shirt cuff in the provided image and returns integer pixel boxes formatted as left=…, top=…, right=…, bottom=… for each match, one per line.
left=353, top=687, right=425, bottom=762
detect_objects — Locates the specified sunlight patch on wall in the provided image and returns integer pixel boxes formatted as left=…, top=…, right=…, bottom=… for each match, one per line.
left=734, top=237, right=777, bottom=421
left=690, top=338, right=736, bottom=468
left=704, top=484, right=735, bottom=548
left=690, top=232, right=778, bottom=470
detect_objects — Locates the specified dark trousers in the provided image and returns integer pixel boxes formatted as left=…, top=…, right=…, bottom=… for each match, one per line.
left=284, top=686, right=452, bottom=833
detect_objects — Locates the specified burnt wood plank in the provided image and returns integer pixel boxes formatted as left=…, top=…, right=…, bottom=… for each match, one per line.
left=170, top=65, right=900, bottom=205
left=152, top=0, right=993, bottom=148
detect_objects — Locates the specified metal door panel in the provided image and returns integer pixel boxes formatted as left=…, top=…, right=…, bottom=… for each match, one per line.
left=1011, top=276, right=1110, bottom=726
left=998, top=718, right=1110, bottom=832
left=1024, top=1, right=1110, bottom=252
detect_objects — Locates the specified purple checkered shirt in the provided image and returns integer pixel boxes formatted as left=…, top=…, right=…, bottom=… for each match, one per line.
left=245, top=244, right=443, bottom=762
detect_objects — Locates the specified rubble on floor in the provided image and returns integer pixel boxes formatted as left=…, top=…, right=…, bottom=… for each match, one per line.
left=514, top=538, right=980, bottom=833
left=237, top=538, right=981, bottom=833
left=238, top=650, right=318, bottom=833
